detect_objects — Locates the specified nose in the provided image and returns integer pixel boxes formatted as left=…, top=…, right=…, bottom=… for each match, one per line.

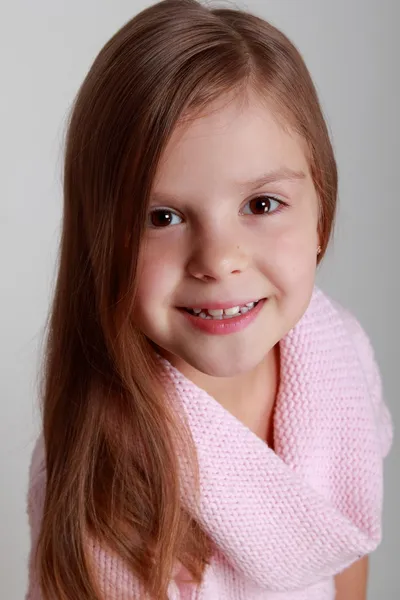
left=186, top=232, right=249, bottom=282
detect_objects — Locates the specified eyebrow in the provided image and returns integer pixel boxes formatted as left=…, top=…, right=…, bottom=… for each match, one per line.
left=237, top=167, right=307, bottom=191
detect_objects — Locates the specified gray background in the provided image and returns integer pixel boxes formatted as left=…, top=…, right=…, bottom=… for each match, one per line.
left=0, top=0, right=398, bottom=597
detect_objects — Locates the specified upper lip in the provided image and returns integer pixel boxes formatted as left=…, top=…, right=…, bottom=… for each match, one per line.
left=179, top=298, right=264, bottom=310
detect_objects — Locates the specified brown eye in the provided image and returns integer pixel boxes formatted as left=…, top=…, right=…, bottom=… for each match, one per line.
left=148, top=209, right=182, bottom=228
left=245, top=196, right=281, bottom=215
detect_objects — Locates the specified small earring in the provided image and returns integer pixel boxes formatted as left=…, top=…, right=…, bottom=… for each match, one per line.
left=316, top=245, right=322, bottom=255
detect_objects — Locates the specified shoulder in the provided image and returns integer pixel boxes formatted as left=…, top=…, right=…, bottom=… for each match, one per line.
left=25, top=436, right=181, bottom=599
left=313, top=288, right=394, bottom=458
left=311, top=286, right=382, bottom=363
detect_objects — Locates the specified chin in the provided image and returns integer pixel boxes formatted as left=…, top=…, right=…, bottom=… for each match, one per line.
left=173, top=345, right=271, bottom=379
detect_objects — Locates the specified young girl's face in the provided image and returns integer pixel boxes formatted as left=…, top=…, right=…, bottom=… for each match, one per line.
left=133, top=91, right=320, bottom=377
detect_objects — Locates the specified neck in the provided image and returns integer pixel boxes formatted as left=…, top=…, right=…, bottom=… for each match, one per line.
left=166, top=345, right=280, bottom=425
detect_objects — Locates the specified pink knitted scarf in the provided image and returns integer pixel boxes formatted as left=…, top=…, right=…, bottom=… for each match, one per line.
left=160, top=287, right=393, bottom=598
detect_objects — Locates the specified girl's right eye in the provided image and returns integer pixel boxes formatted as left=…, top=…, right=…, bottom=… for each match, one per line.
left=148, top=209, right=183, bottom=228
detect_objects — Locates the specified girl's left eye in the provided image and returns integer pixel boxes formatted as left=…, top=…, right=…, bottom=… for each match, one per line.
left=241, top=195, right=284, bottom=215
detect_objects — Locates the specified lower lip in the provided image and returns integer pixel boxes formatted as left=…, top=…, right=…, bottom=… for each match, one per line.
left=179, top=299, right=267, bottom=335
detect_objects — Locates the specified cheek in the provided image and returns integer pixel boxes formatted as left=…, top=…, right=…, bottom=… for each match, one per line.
left=255, top=222, right=318, bottom=327
left=135, top=239, right=182, bottom=309
left=255, top=219, right=318, bottom=287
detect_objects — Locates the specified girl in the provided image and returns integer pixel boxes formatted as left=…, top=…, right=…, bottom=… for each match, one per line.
left=26, top=0, right=394, bottom=599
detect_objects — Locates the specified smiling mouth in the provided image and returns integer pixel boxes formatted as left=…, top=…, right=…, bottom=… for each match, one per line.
left=181, top=300, right=262, bottom=320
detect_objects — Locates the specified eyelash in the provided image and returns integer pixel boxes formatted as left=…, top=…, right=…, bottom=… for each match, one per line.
left=147, top=195, right=287, bottom=228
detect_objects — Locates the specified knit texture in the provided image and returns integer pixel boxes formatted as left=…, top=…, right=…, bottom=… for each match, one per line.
left=25, top=287, right=393, bottom=599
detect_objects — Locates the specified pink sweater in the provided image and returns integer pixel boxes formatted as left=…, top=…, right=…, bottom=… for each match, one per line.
left=26, top=287, right=394, bottom=599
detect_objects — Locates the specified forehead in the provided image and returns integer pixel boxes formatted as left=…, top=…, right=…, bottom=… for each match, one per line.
left=154, top=93, right=311, bottom=192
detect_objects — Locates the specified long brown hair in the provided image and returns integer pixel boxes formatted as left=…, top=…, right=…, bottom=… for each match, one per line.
left=36, top=0, right=337, bottom=598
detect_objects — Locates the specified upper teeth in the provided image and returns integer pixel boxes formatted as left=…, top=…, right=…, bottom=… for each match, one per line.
left=191, top=302, right=256, bottom=317
left=208, top=307, right=238, bottom=317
